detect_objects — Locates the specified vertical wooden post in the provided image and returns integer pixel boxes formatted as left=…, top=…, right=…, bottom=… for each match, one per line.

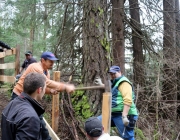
left=0, top=53, right=4, bottom=85
left=102, top=92, right=112, bottom=134
left=15, top=46, right=20, bottom=76
left=52, top=71, right=60, bottom=133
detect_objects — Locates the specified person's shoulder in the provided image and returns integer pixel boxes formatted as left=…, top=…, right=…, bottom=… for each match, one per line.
left=15, top=100, right=39, bottom=118
left=26, top=62, right=43, bottom=73
left=2, top=98, right=38, bottom=121
left=28, top=62, right=40, bottom=68
left=30, top=57, right=37, bottom=62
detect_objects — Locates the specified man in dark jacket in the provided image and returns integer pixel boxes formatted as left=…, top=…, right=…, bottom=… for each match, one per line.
left=1, top=72, right=51, bottom=140
left=16, top=51, right=37, bottom=81
left=19, top=51, right=37, bottom=73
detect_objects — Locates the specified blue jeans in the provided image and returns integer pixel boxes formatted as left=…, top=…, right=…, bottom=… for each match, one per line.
left=98, top=113, right=138, bottom=140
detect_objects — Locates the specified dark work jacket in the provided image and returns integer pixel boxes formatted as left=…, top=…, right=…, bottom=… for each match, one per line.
left=21, top=57, right=37, bottom=69
left=1, top=92, right=45, bottom=140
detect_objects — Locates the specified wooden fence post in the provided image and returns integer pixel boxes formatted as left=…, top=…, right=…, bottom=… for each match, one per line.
left=0, top=54, right=4, bottom=85
left=102, top=92, right=112, bottom=134
left=15, top=46, right=20, bottom=76
left=52, top=71, right=60, bottom=133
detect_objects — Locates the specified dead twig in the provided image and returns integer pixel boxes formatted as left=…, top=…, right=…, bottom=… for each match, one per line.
left=60, top=93, right=76, bottom=139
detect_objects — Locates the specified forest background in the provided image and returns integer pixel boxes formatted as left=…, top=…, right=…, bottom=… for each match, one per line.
left=0, top=0, right=180, bottom=140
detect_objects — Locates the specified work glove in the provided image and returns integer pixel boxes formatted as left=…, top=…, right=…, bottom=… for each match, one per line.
left=94, top=77, right=104, bottom=85
left=122, top=116, right=129, bottom=126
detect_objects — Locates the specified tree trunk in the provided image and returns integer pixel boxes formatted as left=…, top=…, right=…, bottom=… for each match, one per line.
left=111, top=0, right=125, bottom=73
left=163, top=0, right=177, bottom=117
left=163, top=0, right=176, bottom=98
left=29, top=0, right=36, bottom=51
left=82, top=0, right=110, bottom=115
left=129, top=0, right=144, bottom=88
left=175, top=0, right=180, bottom=116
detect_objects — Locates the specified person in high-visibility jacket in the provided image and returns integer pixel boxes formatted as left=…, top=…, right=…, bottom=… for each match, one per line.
left=97, top=65, right=138, bottom=140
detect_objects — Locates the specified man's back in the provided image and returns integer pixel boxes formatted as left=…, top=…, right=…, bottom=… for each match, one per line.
left=1, top=93, right=44, bottom=140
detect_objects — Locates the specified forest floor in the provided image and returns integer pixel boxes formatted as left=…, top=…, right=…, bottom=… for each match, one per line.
left=0, top=88, right=11, bottom=139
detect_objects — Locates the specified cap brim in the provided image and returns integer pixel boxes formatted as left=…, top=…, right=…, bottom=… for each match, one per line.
left=108, top=70, right=116, bottom=73
left=25, top=53, right=31, bottom=55
left=47, top=57, right=59, bottom=61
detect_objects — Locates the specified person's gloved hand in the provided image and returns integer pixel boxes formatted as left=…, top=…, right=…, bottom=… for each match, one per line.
left=94, top=77, right=104, bottom=85
left=122, top=116, right=129, bottom=126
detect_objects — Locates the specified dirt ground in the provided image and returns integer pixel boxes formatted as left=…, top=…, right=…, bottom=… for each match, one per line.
left=0, top=88, right=11, bottom=139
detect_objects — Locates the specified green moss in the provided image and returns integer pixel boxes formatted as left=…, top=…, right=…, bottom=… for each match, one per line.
left=135, top=128, right=147, bottom=140
left=90, top=18, right=94, bottom=24
left=98, top=7, right=103, bottom=16
left=96, top=23, right=99, bottom=28
left=72, top=90, right=93, bottom=120
left=100, top=37, right=110, bottom=53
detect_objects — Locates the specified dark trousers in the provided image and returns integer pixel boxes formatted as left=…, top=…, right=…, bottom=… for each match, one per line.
left=11, top=92, right=52, bottom=140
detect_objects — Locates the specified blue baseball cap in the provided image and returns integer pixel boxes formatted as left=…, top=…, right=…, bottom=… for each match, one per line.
left=41, top=51, right=59, bottom=61
left=85, top=117, right=102, bottom=137
left=108, top=65, right=120, bottom=73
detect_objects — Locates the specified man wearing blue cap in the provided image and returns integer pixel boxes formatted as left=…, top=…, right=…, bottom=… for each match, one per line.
left=11, top=51, right=75, bottom=140
left=97, top=66, right=138, bottom=140
left=12, top=51, right=75, bottom=99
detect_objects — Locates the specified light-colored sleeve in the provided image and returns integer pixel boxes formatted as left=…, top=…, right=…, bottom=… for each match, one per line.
left=118, top=82, right=132, bottom=106
left=15, top=63, right=66, bottom=94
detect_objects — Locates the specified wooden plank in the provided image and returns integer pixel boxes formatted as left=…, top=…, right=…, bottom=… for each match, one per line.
left=0, top=62, right=15, bottom=69
left=0, top=75, right=16, bottom=83
left=52, top=71, right=60, bottom=133
left=0, top=48, right=16, bottom=58
left=43, top=118, right=60, bottom=140
left=102, top=92, right=112, bottom=134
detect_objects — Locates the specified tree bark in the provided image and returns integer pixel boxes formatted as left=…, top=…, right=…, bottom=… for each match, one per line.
left=129, top=0, right=144, bottom=88
left=111, top=0, right=125, bottom=73
left=82, top=0, right=110, bottom=115
left=163, top=0, right=176, bottom=99
left=163, top=0, right=177, bottom=120
left=29, top=0, right=36, bottom=52
left=175, top=0, right=180, bottom=116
